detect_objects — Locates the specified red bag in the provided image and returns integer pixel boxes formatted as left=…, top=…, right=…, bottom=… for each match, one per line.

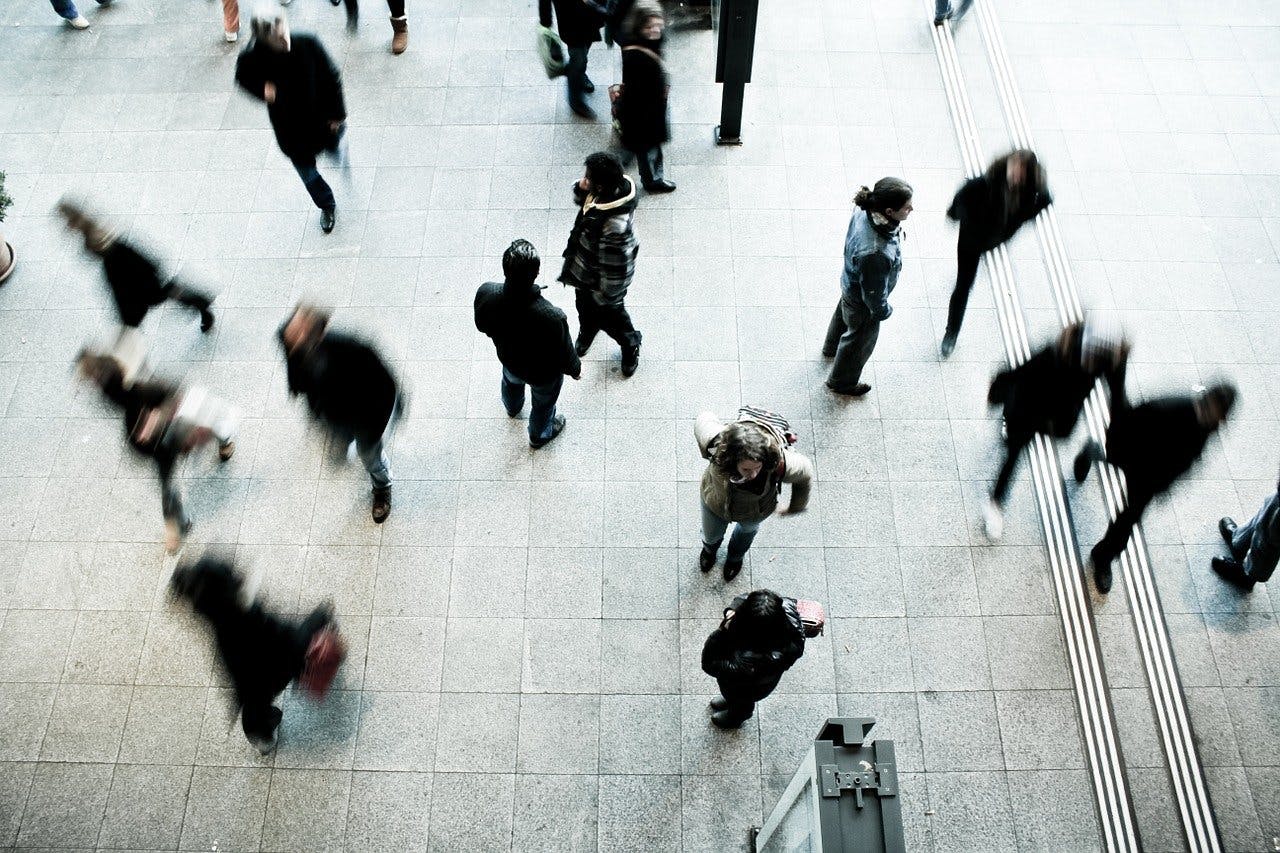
left=299, top=626, right=347, bottom=699
left=794, top=599, right=826, bottom=638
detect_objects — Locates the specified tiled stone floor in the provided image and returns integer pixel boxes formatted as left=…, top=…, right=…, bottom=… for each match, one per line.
left=0, top=0, right=1276, bottom=850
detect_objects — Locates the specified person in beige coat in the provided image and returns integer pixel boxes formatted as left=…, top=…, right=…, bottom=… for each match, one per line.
left=695, top=411, right=814, bottom=581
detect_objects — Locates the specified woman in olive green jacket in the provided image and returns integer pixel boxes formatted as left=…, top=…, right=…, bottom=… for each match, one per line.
left=695, top=411, right=814, bottom=581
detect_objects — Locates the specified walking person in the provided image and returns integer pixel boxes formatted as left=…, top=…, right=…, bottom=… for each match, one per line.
left=539, top=0, right=605, bottom=118
left=559, top=152, right=643, bottom=377
left=475, top=240, right=582, bottom=448
left=1214, top=474, right=1280, bottom=591
left=278, top=303, right=400, bottom=523
left=695, top=408, right=813, bottom=581
left=170, top=556, right=345, bottom=754
left=49, top=0, right=111, bottom=29
left=617, top=2, right=676, bottom=193
left=1075, top=377, right=1237, bottom=593
left=823, top=178, right=913, bottom=398
left=235, top=3, right=348, bottom=234
left=312, top=0, right=409, bottom=52
left=941, top=149, right=1052, bottom=358
left=76, top=350, right=238, bottom=553
left=933, top=0, right=973, bottom=26
left=701, top=590, right=806, bottom=729
left=982, top=321, right=1128, bottom=540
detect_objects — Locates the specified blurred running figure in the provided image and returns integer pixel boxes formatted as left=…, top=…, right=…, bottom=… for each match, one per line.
left=278, top=303, right=400, bottom=523
left=1215, top=475, right=1280, bottom=591
left=1075, top=378, right=1237, bottom=593
left=941, top=150, right=1051, bottom=358
left=539, top=0, right=605, bottom=118
left=235, top=3, right=348, bottom=234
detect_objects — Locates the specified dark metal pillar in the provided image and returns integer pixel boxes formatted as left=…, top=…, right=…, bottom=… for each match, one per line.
left=713, top=0, right=760, bottom=145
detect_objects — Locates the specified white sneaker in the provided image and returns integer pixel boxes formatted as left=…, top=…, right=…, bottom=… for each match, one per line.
left=982, top=499, right=1005, bottom=541
left=225, top=30, right=238, bottom=42
left=68, top=15, right=90, bottom=29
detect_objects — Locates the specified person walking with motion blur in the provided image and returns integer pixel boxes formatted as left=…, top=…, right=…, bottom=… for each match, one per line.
left=49, top=0, right=112, bottom=30
left=235, top=3, right=348, bottom=234
left=933, top=0, right=972, bottom=27
left=695, top=407, right=813, bottom=581
left=1214, top=474, right=1280, bottom=592
left=941, top=149, right=1052, bottom=358
left=982, top=321, right=1128, bottom=540
left=1075, top=377, right=1237, bottom=594
left=616, top=1, right=675, bottom=193
left=76, top=350, right=238, bottom=552
left=539, top=0, right=606, bottom=118
left=278, top=303, right=401, bottom=523
left=823, top=178, right=913, bottom=398
left=559, top=152, right=643, bottom=377
left=701, top=590, right=806, bottom=729
left=170, top=555, right=346, bottom=754
left=475, top=240, right=582, bottom=448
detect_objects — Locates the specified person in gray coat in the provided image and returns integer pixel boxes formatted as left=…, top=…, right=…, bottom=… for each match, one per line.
left=823, top=178, right=913, bottom=398
left=1214, top=475, right=1280, bottom=591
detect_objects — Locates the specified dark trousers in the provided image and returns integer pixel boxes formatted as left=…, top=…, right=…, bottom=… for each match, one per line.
left=291, top=156, right=337, bottom=212
left=824, top=293, right=880, bottom=389
left=164, top=282, right=214, bottom=320
left=240, top=606, right=332, bottom=744
left=636, top=146, right=665, bottom=187
left=992, top=429, right=1032, bottom=505
left=945, top=244, right=982, bottom=339
left=502, top=368, right=564, bottom=443
left=1093, top=483, right=1155, bottom=566
left=1231, top=492, right=1279, bottom=582
left=566, top=45, right=590, bottom=106
left=575, top=289, right=641, bottom=353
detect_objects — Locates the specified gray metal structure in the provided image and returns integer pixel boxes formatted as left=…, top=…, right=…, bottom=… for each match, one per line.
left=712, top=0, right=759, bottom=144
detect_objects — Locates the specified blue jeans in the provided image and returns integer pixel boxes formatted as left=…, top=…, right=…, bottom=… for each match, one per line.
left=935, top=0, right=972, bottom=20
left=1232, top=492, right=1279, bottom=583
left=501, top=368, right=563, bottom=443
left=51, top=0, right=108, bottom=19
left=701, top=502, right=763, bottom=563
left=292, top=158, right=337, bottom=212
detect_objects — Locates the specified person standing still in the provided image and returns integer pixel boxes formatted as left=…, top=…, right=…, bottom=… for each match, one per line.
left=617, top=1, right=675, bottom=193
left=539, top=0, right=605, bottom=118
left=701, top=590, right=806, bottom=729
left=823, top=178, right=913, bottom=398
left=1214, top=475, right=1280, bottom=591
left=235, top=4, right=348, bottom=234
left=475, top=240, right=582, bottom=449
left=559, top=152, right=643, bottom=377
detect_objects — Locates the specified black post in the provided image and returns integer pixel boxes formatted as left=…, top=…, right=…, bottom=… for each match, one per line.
left=714, top=0, right=760, bottom=145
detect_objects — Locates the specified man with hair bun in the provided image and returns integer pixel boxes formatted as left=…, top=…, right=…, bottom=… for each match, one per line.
left=823, top=177, right=913, bottom=398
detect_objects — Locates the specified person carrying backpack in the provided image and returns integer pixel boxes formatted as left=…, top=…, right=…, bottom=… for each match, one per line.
left=701, top=589, right=807, bottom=728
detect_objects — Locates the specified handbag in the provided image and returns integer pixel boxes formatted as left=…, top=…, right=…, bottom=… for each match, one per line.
left=298, top=625, right=347, bottom=699
left=793, top=599, right=826, bottom=638
left=537, top=25, right=567, bottom=78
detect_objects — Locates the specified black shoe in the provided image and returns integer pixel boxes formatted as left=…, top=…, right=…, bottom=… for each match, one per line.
left=711, top=710, right=745, bottom=729
left=709, top=695, right=729, bottom=712
left=1219, top=517, right=1238, bottom=549
left=1074, top=442, right=1099, bottom=484
left=644, top=180, right=677, bottom=193
left=699, top=546, right=716, bottom=573
left=934, top=13, right=951, bottom=25
left=826, top=381, right=871, bottom=397
left=723, top=558, right=743, bottom=582
left=821, top=348, right=836, bottom=358
left=583, top=76, right=595, bottom=94
left=1091, top=544, right=1113, bottom=593
left=1211, top=557, right=1256, bottom=591
left=621, top=346, right=640, bottom=377
left=200, top=310, right=215, bottom=333
left=940, top=332, right=957, bottom=359
left=372, top=486, right=391, bottom=524
left=321, top=207, right=336, bottom=234
left=570, top=100, right=597, bottom=119
left=530, top=414, right=566, bottom=448
left=575, top=336, right=592, bottom=357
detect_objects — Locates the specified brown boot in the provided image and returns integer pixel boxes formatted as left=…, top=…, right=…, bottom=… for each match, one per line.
left=390, top=16, right=408, bottom=54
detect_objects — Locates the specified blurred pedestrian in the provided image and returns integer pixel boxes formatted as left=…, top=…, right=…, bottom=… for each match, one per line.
left=76, top=350, right=237, bottom=552
left=617, top=2, right=676, bottom=193
left=701, top=590, right=806, bottom=728
left=1075, top=379, right=1237, bottom=593
left=1215, top=475, right=1280, bottom=591
left=823, top=178, right=913, bottom=398
left=475, top=240, right=582, bottom=448
left=941, top=149, right=1051, bottom=358
left=170, top=556, right=345, bottom=754
left=316, top=0, right=409, bottom=50
left=235, top=3, right=348, bottom=234
left=222, top=0, right=241, bottom=41
left=983, top=321, right=1128, bottom=540
left=695, top=408, right=813, bottom=580
left=49, top=0, right=111, bottom=30
left=559, top=152, right=643, bottom=377
left=278, top=303, right=400, bottom=523
left=539, top=0, right=605, bottom=118
left=934, top=0, right=972, bottom=27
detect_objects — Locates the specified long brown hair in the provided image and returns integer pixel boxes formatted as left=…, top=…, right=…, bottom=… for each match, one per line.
left=711, top=422, right=782, bottom=479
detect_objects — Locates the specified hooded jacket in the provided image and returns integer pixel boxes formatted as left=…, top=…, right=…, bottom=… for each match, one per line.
left=474, top=280, right=582, bottom=385
left=701, top=601, right=806, bottom=702
left=841, top=208, right=902, bottom=322
left=235, top=33, right=346, bottom=161
left=280, top=330, right=399, bottom=443
left=695, top=413, right=814, bottom=523
left=559, top=178, right=640, bottom=306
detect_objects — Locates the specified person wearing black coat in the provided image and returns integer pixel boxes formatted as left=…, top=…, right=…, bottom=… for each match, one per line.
left=475, top=240, right=582, bottom=448
left=279, top=303, right=400, bottom=522
left=539, top=0, right=605, bottom=118
left=58, top=199, right=216, bottom=334
left=701, top=589, right=806, bottom=729
left=982, top=321, right=1128, bottom=540
left=170, top=556, right=335, bottom=754
left=617, top=2, right=675, bottom=193
left=941, top=149, right=1052, bottom=358
left=1075, top=374, right=1237, bottom=593
left=235, top=5, right=347, bottom=234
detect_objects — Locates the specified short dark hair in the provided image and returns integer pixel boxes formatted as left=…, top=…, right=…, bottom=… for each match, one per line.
left=585, top=152, right=625, bottom=195
left=502, top=239, right=541, bottom=284
left=1203, top=383, right=1238, bottom=420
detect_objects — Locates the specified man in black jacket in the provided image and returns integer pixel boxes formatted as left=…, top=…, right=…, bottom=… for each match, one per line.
left=235, top=5, right=347, bottom=234
left=559, top=152, right=643, bottom=377
left=539, top=0, right=605, bottom=118
left=279, top=303, right=400, bottom=523
left=1075, top=377, right=1237, bottom=593
left=475, top=240, right=582, bottom=448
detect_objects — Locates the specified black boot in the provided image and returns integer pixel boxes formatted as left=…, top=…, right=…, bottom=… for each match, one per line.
left=711, top=710, right=745, bottom=729
left=372, top=486, right=391, bottom=523
left=621, top=344, right=640, bottom=377
left=1091, top=544, right=1113, bottom=593
left=1211, top=557, right=1255, bottom=591
left=200, top=308, right=215, bottom=333
left=321, top=207, right=337, bottom=234
left=723, top=557, right=743, bottom=582
left=709, top=695, right=729, bottom=711
left=1074, top=441, right=1101, bottom=484
left=1219, top=517, right=1238, bottom=549
left=699, top=545, right=716, bottom=573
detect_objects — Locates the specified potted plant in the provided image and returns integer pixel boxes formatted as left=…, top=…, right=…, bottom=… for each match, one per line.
left=0, top=171, right=14, bottom=284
